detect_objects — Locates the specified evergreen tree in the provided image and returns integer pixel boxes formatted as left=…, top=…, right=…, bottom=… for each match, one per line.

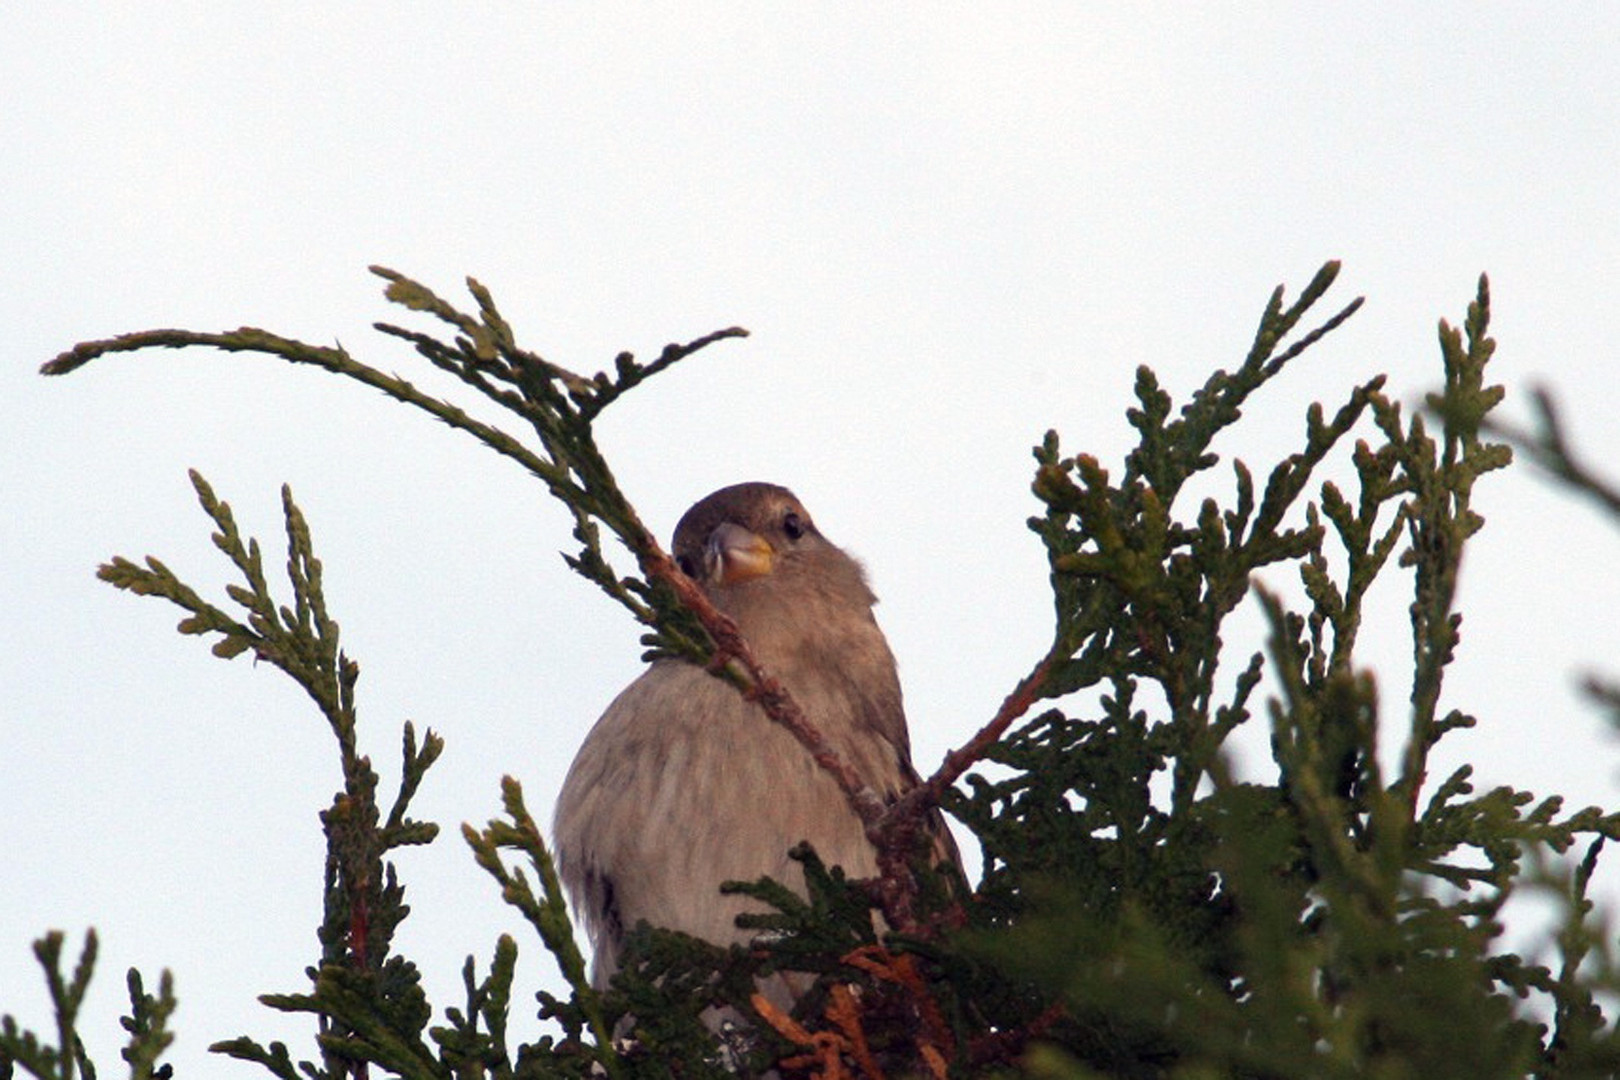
left=7, top=263, right=1620, bottom=1079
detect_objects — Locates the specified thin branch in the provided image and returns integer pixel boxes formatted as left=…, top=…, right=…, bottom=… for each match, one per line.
left=44, top=327, right=562, bottom=485
left=1489, top=387, right=1620, bottom=520
left=643, top=550, right=889, bottom=829
left=916, top=652, right=1057, bottom=811
left=42, top=283, right=906, bottom=919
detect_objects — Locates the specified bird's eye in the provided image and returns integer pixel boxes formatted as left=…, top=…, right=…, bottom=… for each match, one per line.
left=676, top=554, right=697, bottom=577
left=782, top=511, right=806, bottom=540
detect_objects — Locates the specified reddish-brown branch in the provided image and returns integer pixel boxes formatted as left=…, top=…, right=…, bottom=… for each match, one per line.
left=641, top=546, right=888, bottom=830
left=827, top=984, right=886, bottom=1080
left=868, top=653, right=1055, bottom=929
left=966, top=1001, right=1067, bottom=1068
left=843, top=946, right=955, bottom=1062
left=640, top=536, right=1056, bottom=934
left=878, top=652, right=1056, bottom=842
left=929, top=652, right=1055, bottom=798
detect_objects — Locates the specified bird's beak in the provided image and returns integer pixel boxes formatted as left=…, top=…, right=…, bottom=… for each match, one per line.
left=705, top=522, right=775, bottom=584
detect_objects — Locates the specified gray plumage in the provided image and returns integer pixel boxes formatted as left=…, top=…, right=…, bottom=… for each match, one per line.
left=553, top=482, right=954, bottom=989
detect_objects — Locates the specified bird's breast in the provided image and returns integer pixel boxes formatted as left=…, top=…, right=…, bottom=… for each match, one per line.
left=553, top=656, right=904, bottom=951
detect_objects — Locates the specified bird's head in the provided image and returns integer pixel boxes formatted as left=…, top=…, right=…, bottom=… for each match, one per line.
left=670, top=482, right=875, bottom=612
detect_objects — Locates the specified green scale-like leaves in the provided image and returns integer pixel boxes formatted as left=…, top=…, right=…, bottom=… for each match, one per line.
left=12, top=263, right=1620, bottom=1079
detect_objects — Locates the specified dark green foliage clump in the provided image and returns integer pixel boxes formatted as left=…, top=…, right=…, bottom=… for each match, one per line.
left=0, top=932, right=175, bottom=1080
left=8, top=262, right=1620, bottom=1078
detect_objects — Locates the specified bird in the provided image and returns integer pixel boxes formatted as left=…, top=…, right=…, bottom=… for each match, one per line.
left=552, top=481, right=957, bottom=995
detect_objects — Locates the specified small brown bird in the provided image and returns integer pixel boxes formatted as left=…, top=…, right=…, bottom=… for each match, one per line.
left=553, top=481, right=955, bottom=991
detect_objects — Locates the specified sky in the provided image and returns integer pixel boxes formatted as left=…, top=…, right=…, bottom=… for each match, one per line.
left=5, top=5, right=1620, bottom=1074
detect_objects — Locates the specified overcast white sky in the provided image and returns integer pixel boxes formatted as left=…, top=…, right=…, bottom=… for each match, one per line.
left=5, top=6, right=1620, bottom=1075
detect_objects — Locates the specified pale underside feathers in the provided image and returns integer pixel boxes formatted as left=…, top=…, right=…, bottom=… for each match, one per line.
left=552, top=481, right=955, bottom=990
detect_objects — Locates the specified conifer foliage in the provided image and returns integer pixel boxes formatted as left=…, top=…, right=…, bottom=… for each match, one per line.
left=8, top=264, right=1620, bottom=1078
